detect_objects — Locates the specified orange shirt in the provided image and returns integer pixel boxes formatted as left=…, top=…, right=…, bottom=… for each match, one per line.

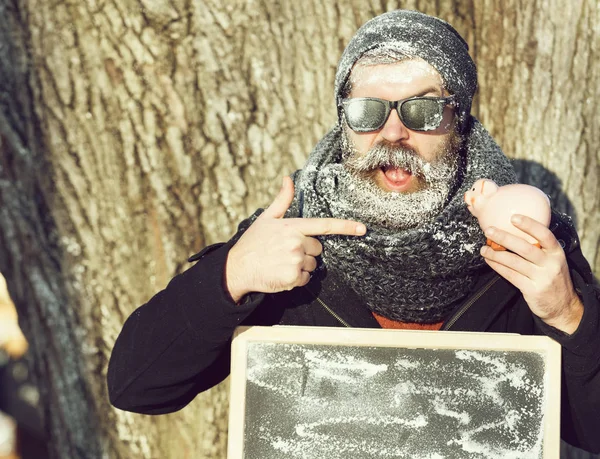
left=372, top=312, right=444, bottom=330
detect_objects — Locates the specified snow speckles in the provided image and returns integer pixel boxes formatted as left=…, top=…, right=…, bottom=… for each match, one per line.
left=244, top=343, right=547, bottom=459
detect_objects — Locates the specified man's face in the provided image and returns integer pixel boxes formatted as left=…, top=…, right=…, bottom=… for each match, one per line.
left=342, top=59, right=461, bottom=193
left=338, top=59, right=464, bottom=229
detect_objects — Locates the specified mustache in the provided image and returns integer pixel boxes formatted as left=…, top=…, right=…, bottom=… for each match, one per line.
left=344, top=142, right=428, bottom=176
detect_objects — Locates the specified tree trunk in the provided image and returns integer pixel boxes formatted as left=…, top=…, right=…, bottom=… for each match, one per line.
left=0, top=0, right=597, bottom=458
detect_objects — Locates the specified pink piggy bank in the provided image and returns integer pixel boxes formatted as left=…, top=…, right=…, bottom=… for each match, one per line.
left=464, top=179, right=551, bottom=251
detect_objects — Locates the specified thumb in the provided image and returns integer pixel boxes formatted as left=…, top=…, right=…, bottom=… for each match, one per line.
left=263, top=176, right=295, bottom=219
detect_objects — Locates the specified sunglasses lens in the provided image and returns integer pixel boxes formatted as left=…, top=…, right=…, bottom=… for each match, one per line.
left=344, top=99, right=388, bottom=132
left=400, top=99, right=445, bottom=131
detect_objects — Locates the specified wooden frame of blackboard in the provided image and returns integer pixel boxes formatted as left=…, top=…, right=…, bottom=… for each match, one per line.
left=228, top=326, right=561, bottom=459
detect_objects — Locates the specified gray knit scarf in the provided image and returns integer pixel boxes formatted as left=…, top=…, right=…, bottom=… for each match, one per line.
left=291, top=118, right=517, bottom=323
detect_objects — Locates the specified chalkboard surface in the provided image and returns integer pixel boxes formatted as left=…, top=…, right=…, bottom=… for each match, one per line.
left=228, top=326, right=561, bottom=459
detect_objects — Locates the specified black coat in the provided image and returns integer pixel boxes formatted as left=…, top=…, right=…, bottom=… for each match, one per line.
left=107, top=214, right=600, bottom=453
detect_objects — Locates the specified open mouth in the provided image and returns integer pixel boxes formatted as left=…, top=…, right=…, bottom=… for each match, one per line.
left=379, top=165, right=413, bottom=191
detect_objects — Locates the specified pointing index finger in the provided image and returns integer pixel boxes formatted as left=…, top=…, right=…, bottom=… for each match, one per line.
left=288, top=218, right=367, bottom=236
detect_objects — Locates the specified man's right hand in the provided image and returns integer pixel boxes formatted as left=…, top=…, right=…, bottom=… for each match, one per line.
left=225, top=176, right=367, bottom=303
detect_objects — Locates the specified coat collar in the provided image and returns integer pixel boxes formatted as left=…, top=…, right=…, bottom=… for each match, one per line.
left=306, top=264, right=521, bottom=332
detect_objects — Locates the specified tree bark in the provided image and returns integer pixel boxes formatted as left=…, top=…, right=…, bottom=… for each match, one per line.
left=0, top=0, right=597, bottom=458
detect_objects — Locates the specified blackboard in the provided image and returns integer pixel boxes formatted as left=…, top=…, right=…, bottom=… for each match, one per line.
left=228, top=326, right=561, bottom=459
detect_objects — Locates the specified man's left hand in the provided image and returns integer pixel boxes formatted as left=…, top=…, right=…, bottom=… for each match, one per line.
left=480, top=214, right=583, bottom=335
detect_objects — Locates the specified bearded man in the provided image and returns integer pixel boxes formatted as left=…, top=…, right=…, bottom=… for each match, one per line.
left=108, top=10, right=600, bottom=454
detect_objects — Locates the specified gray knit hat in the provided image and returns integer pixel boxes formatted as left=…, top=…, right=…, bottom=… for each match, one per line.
left=335, top=10, right=477, bottom=132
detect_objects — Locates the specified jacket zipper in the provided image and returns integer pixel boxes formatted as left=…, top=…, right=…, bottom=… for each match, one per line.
left=442, top=275, right=500, bottom=331
left=309, top=291, right=351, bottom=327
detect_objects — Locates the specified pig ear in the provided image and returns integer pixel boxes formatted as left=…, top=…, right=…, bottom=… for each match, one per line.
left=480, top=179, right=498, bottom=197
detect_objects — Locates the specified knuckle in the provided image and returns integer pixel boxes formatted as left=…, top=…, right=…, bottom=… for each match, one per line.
left=484, top=247, right=497, bottom=260
left=283, top=268, right=300, bottom=285
left=287, top=237, right=303, bottom=253
left=289, top=244, right=303, bottom=256
left=298, top=272, right=311, bottom=287
left=302, top=255, right=311, bottom=269
left=522, top=244, right=535, bottom=258
left=549, top=263, right=563, bottom=278
left=315, top=240, right=323, bottom=254
left=493, top=232, right=506, bottom=243
left=306, top=237, right=322, bottom=255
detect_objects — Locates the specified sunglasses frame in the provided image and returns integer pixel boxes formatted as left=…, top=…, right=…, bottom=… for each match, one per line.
left=341, top=95, right=457, bottom=133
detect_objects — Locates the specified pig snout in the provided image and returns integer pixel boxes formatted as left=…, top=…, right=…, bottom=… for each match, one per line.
left=464, top=190, right=478, bottom=217
left=464, top=192, right=475, bottom=206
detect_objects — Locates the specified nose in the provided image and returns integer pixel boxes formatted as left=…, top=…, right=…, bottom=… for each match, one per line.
left=379, top=108, right=409, bottom=143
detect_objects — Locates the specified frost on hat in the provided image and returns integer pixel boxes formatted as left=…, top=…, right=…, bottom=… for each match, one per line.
left=335, top=10, right=477, bottom=132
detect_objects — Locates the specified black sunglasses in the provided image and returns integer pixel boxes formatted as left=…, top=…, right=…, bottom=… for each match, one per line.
left=341, top=95, right=456, bottom=132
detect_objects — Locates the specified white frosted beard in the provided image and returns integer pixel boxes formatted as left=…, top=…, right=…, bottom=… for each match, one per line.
left=289, top=120, right=518, bottom=322
left=338, top=127, right=462, bottom=230
left=285, top=9, right=514, bottom=322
